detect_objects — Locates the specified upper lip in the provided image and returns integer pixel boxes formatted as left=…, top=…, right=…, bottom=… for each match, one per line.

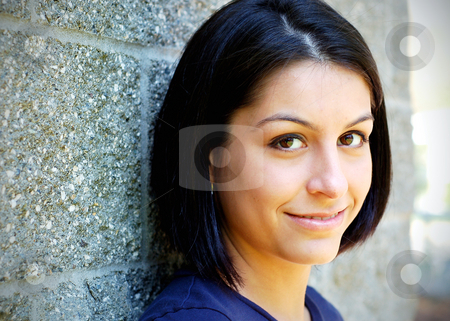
left=286, top=208, right=346, bottom=218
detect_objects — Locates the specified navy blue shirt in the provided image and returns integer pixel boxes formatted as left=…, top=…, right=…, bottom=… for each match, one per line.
left=140, top=270, right=344, bottom=321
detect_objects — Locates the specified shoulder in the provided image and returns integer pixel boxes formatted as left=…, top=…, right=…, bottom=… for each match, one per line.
left=139, top=270, right=236, bottom=321
left=306, top=286, right=344, bottom=321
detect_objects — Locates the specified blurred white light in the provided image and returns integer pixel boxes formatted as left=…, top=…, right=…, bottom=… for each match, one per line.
left=412, top=108, right=450, bottom=214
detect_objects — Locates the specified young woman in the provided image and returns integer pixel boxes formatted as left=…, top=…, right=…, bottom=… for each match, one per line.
left=141, top=0, right=391, bottom=320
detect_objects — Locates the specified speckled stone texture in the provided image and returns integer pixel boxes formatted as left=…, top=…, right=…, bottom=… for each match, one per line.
left=0, top=29, right=142, bottom=281
left=145, top=60, right=174, bottom=123
left=0, top=293, right=31, bottom=320
left=0, top=0, right=30, bottom=20
left=34, top=281, right=92, bottom=320
left=32, top=271, right=130, bottom=320
left=35, top=0, right=229, bottom=47
left=86, top=272, right=130, bottom=320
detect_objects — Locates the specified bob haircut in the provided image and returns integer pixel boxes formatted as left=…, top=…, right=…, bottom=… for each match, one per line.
left=150, top=0, right=391, bottom=289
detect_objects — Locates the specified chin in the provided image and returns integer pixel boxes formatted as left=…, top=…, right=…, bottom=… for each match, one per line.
left=311, top=251, right=340, bottom=265
left=287, top=238, right=342, bottom=266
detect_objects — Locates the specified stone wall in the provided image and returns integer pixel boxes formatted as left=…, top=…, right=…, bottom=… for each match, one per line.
left=0, top=1, right=227, bottom=319
left=0, top=0, right=415, bottom=320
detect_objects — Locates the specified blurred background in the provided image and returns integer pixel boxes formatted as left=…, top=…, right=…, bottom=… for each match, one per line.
left=408, top=0, right=450, bottom=319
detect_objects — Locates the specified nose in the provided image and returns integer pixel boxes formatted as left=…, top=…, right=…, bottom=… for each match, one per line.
left=305, top=146, right=348, bottom=199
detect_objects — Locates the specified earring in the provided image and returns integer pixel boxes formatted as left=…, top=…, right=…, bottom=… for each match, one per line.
left=211, top=182, right=214, bottom=195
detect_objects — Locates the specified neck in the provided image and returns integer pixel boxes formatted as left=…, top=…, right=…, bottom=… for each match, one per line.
left=226, top=237, right=312, bottom=321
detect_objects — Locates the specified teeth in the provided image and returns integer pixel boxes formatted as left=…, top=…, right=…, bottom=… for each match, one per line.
left=300, top=213, right=338, bottom=220
left=322, top=213, right=337, bottom=221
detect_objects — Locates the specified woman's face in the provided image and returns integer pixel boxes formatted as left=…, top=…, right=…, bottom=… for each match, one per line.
left=214, top=61, right=373, bottom=266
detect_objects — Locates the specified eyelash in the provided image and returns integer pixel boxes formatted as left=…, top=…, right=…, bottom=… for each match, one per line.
left=338, top=130, right=369, bottom=147
left=270, top=131, right=369, bottom=152
left=270, top=134, right=306, bottom=153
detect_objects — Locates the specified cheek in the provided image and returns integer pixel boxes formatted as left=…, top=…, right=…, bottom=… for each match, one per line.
left=218, top=162, right=290, bottom=232
left=262, top=161, right=304, bottom=197
left=218, top=188, right=272, bottom=250
left=215, top=139, right=265, bottom=191
left=347, top=154, right=372, bottom=204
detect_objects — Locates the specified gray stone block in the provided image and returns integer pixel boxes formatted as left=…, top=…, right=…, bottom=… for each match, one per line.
left=35, top=0, right=230, bottom=47
left=31, top=271, right=131, bottom=320
left=0, top=293, right=31, bottom=320
left=0, top=29, right=142, bottom=281
left=0, top=0, right=30, bottom=20
left=127, top=267, right=158, bottom=320
left=145, top=60, right=174, bottom=119
left=86, top=271, right=130, bottom=320
left=34, top=282, right=92, bottom=320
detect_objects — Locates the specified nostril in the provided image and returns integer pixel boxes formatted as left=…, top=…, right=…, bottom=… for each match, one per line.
left=305, top=162, right=348, bottom=199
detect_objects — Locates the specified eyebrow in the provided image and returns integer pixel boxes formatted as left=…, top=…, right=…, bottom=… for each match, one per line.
left=345, top=113, right=374, bottom=129
left=255, top=112, right=374, bottom=130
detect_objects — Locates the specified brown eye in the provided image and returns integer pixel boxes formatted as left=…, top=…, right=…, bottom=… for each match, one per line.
left=273, top=136, right=304, bottom=150
left=339, top=134, right=354, bottom=146
left=337, top=133, right=363, bottom=147
left=279, top=137, right=295, bottom=148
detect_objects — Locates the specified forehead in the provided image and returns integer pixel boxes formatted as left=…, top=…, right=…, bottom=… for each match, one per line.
left=231, top=61, right=372, bottom=128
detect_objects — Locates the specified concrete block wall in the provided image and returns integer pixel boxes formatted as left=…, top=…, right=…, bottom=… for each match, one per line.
left=0, top=0, right=415, bottom=320
left=0, top=1, right=227, bottom=320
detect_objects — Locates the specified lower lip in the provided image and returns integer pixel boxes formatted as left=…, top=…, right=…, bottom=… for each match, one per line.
left=286, top=209, right=346, bottom=232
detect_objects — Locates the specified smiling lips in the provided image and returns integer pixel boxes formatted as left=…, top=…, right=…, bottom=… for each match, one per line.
left=286, top=209, right=346, bottom=231
left=296, top=213, right=339, bottom=221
